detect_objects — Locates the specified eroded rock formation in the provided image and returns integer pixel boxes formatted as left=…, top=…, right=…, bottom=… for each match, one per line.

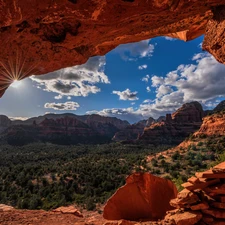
left=103, top=173, right=178, bottom=221
left=139, top=102, right=204, bottom=145
left=0, top=0, right=225, bottom=97
left=165, top=162, right=225, bottom=225
left=194, top=110, right=225, bottom=137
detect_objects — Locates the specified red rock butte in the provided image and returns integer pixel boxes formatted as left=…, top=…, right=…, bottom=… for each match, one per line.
left=0, top=0, right=225, bottom=97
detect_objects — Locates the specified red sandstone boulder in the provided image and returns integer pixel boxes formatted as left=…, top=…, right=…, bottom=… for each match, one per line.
left=0, top=204, right=14, bottom=212
left=52, top=206, right=83, bottom=217
left=103, top=173, right=178, bottom=221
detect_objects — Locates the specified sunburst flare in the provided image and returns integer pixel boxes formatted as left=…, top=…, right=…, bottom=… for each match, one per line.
left=0, top=50, right=39, bottom=92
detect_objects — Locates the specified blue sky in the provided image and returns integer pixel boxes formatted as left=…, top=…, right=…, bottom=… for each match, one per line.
left=1, top=36, right=225, bottom=123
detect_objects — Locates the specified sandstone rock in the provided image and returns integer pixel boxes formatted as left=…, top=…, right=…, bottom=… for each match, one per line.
left=172, top=102, right=204, bottom=123
left=170, top=189, right=199, bottom=208
left=165, top=211, right=202, bottom=225
left=139, top=102, right=203, bottom=145
left=202, top=209, right=225, bottom=219
left=201, top=214, right=214, bottom=224
left=211, top=202, right=225, bottom=210
left=190, top=202, right=209, bottom=211
left=181, top=179, right=220, bottom=191
left=187, top=176, right=200, bottom=184
left=218, top=196, right=225, bottom=203
left=195, top=170, right=225, bottom=179
left=0, top=204, right=14, bottom=212
left=103, top=173, right=177, bottom=221
left=194, top=112, right=225, bottom=137
left=212, top=162, right=225, bottom=174
left=52, top=206, right=83, bottom=217
left=0, top=1, right=224, bottom=97
left=203, top=6, right=225, bottom=65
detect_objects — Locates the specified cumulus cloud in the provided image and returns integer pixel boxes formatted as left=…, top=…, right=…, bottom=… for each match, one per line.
left=87, top=53, right=225, bottom=123
left=112, top=89, right=139, bottom=101
left=31, top=56, right=110, bottom=97
left=146, top=86, right=151, bottom=92
left=138, top=64, right=148, bottom=70
left=142, top=75, right=150, bottom=83
left=115, top=39, right=155, bottom=60
left=44, top=102, right=80, bottom=111
left=156, top=85, right=173, bottom=98
left=147, top=53, right=225, bottom=114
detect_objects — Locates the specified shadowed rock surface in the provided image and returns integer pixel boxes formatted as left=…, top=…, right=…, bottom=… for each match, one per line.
left=0, top=113, right=129, bottom=145
left=0, top=0, right=225, bottom=97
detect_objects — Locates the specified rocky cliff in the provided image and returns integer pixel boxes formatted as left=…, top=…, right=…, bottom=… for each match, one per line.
left=0, top=1, right=225, bottom=97
left=194, top=111, right=225, bottom=138
left=139, top=102, right=204, bottom=145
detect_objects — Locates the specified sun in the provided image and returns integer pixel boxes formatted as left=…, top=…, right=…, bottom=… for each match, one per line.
left=10, top=79, right=23, bottom=88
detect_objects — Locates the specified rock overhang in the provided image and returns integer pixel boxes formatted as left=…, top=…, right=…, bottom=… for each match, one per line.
left=0, top=0, right=225, bottom=97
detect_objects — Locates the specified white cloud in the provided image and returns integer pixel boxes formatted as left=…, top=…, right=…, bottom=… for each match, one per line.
left=54, top=95, right=63, bottom=100
left=142, top=75, right=150, bottom=83
left=198, top=42, right=203, bottom=48
left=67, top=96, right=71, bottom=100
left=31, top=56, right=110, bottom=97
left=112, top=89, right=139, bottom=101
left=151, top=76, right=164, bottom=87
left=164, top=37, right=176, bottom=41
left=146, top=86, right=151, bottom=92
left=44, top=102, right=80, bottom=111
left=148, top=53, right=225, bottom=112
left=138, top=64, right=148, bottom=70
left=88, top=53, right=225, bottom=123
left=114, top=39, right=154, bottom=60
left=156, top=85, right=173, bottom=98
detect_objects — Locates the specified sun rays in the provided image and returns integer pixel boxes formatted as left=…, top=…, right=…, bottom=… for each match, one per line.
left=0, top=49, right=39, bottom=92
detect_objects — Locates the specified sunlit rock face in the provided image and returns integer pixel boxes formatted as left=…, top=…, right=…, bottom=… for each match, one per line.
left=103, top=172, right=177, bottom=221
left=0, top=0, right=225, bottom=97
left=139, top=102, right=204, bottom=145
